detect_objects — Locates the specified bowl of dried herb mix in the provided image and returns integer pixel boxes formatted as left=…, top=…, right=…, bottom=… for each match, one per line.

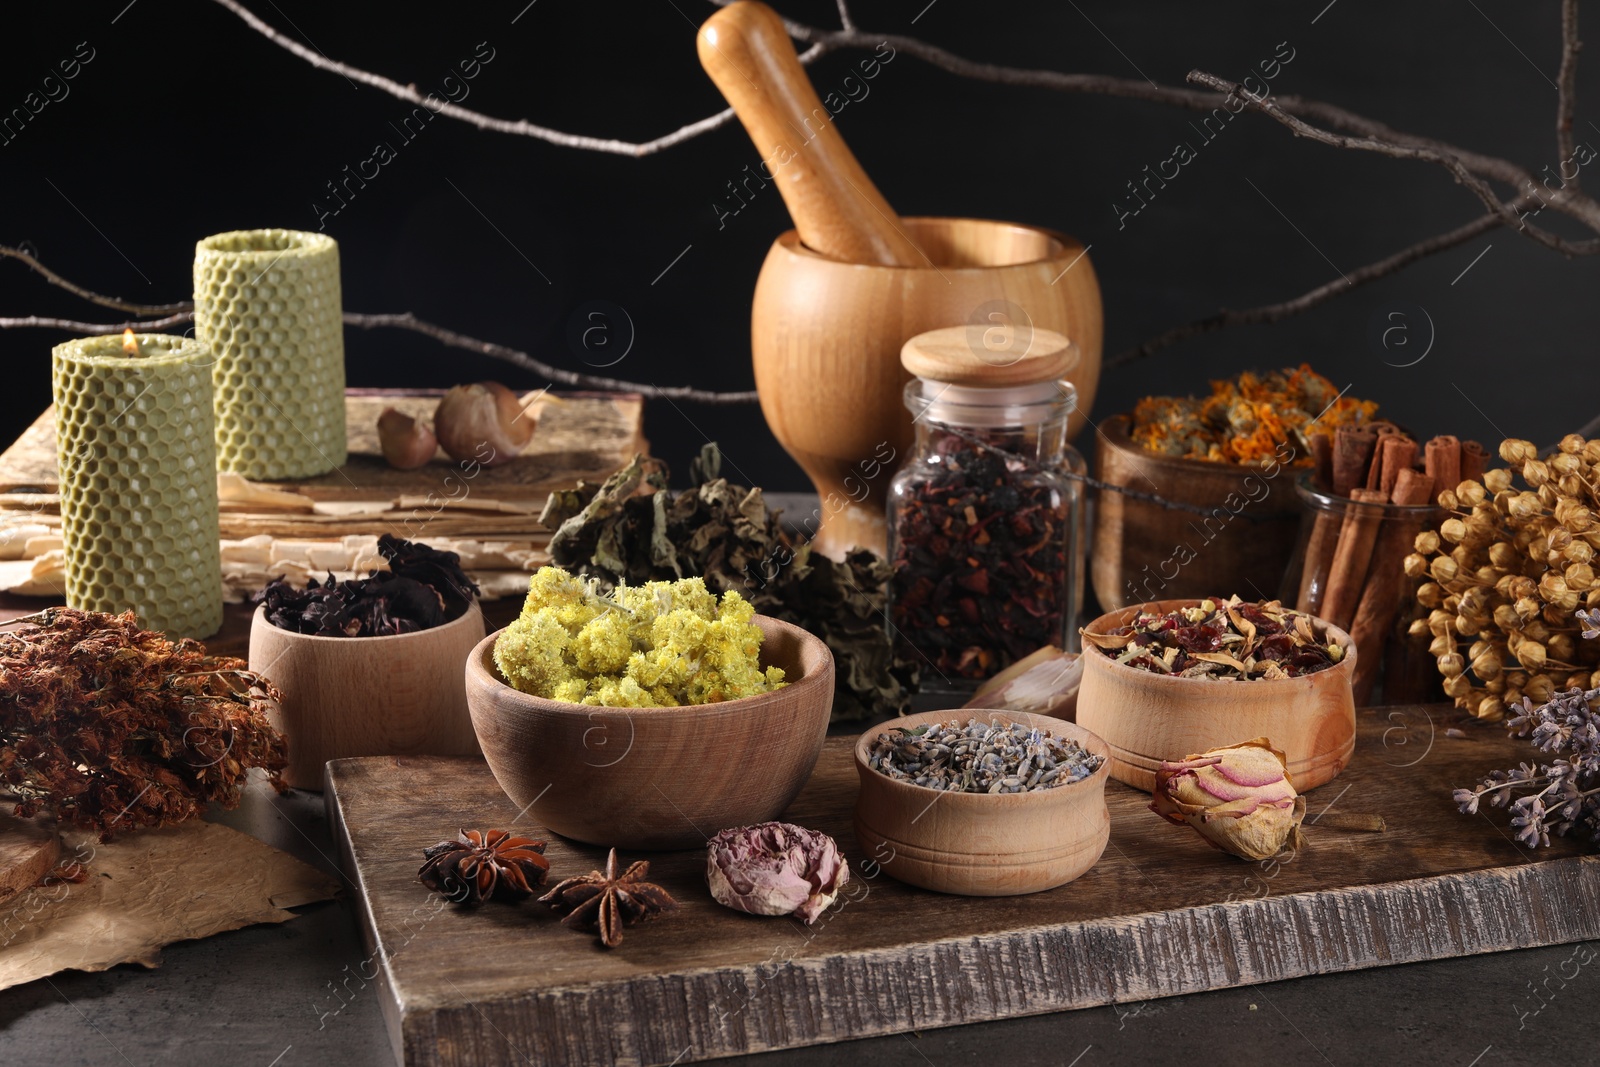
left=853, top=710, right=1111, bottom=896
left=1076, top=596, right=1356, bottom=793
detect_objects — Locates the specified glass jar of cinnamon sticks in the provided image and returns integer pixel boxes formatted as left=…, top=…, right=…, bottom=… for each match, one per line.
left=887, top=326, right=1085, bottom=692
left=1291, top=426, right=1487, bottom=704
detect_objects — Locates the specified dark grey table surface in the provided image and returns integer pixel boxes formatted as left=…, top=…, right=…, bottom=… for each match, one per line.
left=2, top=493, right=1593, bottom=1066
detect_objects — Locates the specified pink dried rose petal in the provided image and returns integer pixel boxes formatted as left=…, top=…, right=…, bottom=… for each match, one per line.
left=706, top=822, right=850, bottom=924
left=1150, top=737, right=1304, bottom=861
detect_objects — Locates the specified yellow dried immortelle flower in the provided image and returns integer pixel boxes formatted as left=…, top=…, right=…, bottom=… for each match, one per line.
left=1149, top=738, right=1306, bottom=861
left=492, top=566, right=785, bottom=707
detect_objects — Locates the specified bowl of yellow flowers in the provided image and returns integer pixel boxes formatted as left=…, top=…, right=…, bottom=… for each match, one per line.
left=465, top=567, right=835, bottom=849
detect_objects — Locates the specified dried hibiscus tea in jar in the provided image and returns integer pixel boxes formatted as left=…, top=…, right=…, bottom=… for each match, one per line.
left=888, top=326, right=1085, bottom=688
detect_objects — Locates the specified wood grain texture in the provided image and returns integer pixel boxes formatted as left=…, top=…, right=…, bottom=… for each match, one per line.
left=697, top=1, right=921, bottom=267
left=247, top=602, right=487, bottom=790
left=465, top=616, right=834, bottom=849
left=0, top=390, right=646, bottom=501
left=326, top=706, right=1598, bottom=1067
left=751, top=217, right=1102, bottom=557
left=1091, top=414, right=1302, bottom=611
left=1077, top=599, right=1356, bottom=792
left=852, top=711, right=1110, bottom=896
left=0, top=810, right=59, bottom=898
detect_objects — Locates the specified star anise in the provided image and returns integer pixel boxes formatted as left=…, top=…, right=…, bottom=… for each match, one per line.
left=538, top=847, right=677, bottom=948
left=418, top=829, right=550, bottom=905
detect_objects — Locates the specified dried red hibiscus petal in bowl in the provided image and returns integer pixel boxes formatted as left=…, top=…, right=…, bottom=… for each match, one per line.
left=255, top=534, right=479, bottom=637
left=1082, top=596, right=1344, bottom=680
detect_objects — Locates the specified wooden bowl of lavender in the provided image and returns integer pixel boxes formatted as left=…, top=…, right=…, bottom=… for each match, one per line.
left=1076, top=596, right=1356, bottom=793
left=853, top=710, right=1111, bottom=896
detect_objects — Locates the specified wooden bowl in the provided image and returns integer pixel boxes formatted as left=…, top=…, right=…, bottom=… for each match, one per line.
left=465, top=615, right=835, bottom=850
left=248, top=602, right=486, bottom=790
left=752, top=216, right=1102, bottom=557
left=1075, top=599, right=1356, bottom=792
left=1091, top=414, right=1304, bottom=612
left=853, top=710, right=1111, bottom=897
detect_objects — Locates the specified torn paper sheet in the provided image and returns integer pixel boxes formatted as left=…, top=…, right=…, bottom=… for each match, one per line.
left=0, top=820, right=340, bottom=991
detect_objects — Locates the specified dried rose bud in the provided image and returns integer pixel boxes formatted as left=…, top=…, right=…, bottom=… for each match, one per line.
left=706, top=822, right=849, bottom=924
left=1150, top=738, right=1305, bottom=861
left=434, top=382, right=535, bottom=466
left=377, top=407, right=438, bottom=470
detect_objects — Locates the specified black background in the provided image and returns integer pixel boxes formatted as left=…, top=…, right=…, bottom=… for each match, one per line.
left=3, top=0, right=1598, bottom=490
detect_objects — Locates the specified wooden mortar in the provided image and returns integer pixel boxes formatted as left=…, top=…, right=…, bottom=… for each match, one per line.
left=753, top=219, right=1101, bottom=556
left=701, top=2, right=1102, bottom=556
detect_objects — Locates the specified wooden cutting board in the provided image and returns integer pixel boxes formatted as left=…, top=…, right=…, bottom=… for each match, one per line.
left=325, top=707, right=1600, bottom=1067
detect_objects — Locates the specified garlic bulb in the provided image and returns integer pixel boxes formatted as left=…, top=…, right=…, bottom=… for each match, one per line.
left=376, top=408, right=438, bottom=470
left=434, top=382, right=535, bottom=466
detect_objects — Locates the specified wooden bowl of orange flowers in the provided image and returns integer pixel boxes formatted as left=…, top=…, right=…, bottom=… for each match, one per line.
left=1091, top=415, right=1306, bottom=612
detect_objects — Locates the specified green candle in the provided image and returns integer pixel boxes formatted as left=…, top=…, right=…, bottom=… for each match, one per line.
left=194, top=229, right=347, bottom=479
left=51, top=332, right=223, bottom=637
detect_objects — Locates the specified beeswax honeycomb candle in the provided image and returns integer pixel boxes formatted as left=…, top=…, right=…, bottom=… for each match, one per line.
left=193, top=229, right=347, bottom=479
left=50, top=333, right=223, bottom=637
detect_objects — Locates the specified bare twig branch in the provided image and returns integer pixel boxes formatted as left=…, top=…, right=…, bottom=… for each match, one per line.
left=0, top=312, right=195, bottom=333
left=0, top=246, right=191, bottom=316
left=1559, top=0, right=1582, bottom=181
left=0, top=252, right=759, bottom=404
left=10, top=0, right=1596, bottom=375
left=215, top=0, right=1600, bottom=246
left=205, top=0, right=829, bottom=158
left=341, top=313, right=759, bottom=404
left=1188, top=71, right=1600, bottom=256
left=1108, top=206, right=1513, bottom=367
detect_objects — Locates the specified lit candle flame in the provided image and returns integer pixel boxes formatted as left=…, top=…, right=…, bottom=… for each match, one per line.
left=121, top=328, right=138, bottom=355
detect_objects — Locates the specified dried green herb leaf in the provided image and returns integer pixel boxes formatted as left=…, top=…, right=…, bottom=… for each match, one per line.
left=540, top=444, right=917, bottom=721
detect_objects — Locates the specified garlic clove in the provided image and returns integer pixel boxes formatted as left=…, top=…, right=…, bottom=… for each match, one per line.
left=377, top=407, right=438, bottom=470
left=434, top=382, right=536, bottom=467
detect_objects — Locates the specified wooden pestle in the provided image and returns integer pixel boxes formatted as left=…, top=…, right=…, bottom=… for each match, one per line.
left=698, top=1, right=923, bottom=266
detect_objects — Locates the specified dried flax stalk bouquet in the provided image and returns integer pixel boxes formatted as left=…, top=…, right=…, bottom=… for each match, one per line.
left=1408, top=435, right=1600, bottom=721
left=0, top=608, right=286, bottom=838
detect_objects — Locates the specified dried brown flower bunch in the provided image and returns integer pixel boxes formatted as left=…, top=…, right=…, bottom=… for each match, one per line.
left=0, top=608, right=286, bottom=837
left=1407, top=435, right=1600, bottom=720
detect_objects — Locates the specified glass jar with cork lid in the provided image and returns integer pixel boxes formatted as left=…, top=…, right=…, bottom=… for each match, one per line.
left=887, top=325, right=1086, bottom=692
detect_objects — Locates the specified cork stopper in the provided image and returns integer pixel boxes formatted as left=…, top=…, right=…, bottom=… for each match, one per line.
left=900, top=326, right=1075, bottom=387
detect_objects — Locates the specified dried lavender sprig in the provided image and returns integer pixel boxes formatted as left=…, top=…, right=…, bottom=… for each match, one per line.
left=1454, top=685, right=1600, bottom=849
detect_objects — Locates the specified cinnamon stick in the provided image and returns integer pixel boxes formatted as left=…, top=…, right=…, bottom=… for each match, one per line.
left=1365, top=424, right=1402, bottom=492
left=1333, top=425, right=1377, bottom=497
left=1310, top=432, right=1334, bottom=492
left=1301, top=427, right=1375, bottom=613
left=1349, top=468, right=1436, bottom=704
left=1461, top=440, right=1491, bottom=482
left=1423, top=435, right=1461, bottom=502
left=1321, top=487, right=1388, bottom=633
left=1375, top=434, right=1417, bottom=497
left=1296, top=512, right=1339, bottom=614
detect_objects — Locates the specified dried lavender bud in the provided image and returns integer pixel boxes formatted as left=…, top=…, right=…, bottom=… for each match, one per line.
left=1454, top=685, right=1600, bottom=848
left=866, top=717, right=1103, bottom=793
